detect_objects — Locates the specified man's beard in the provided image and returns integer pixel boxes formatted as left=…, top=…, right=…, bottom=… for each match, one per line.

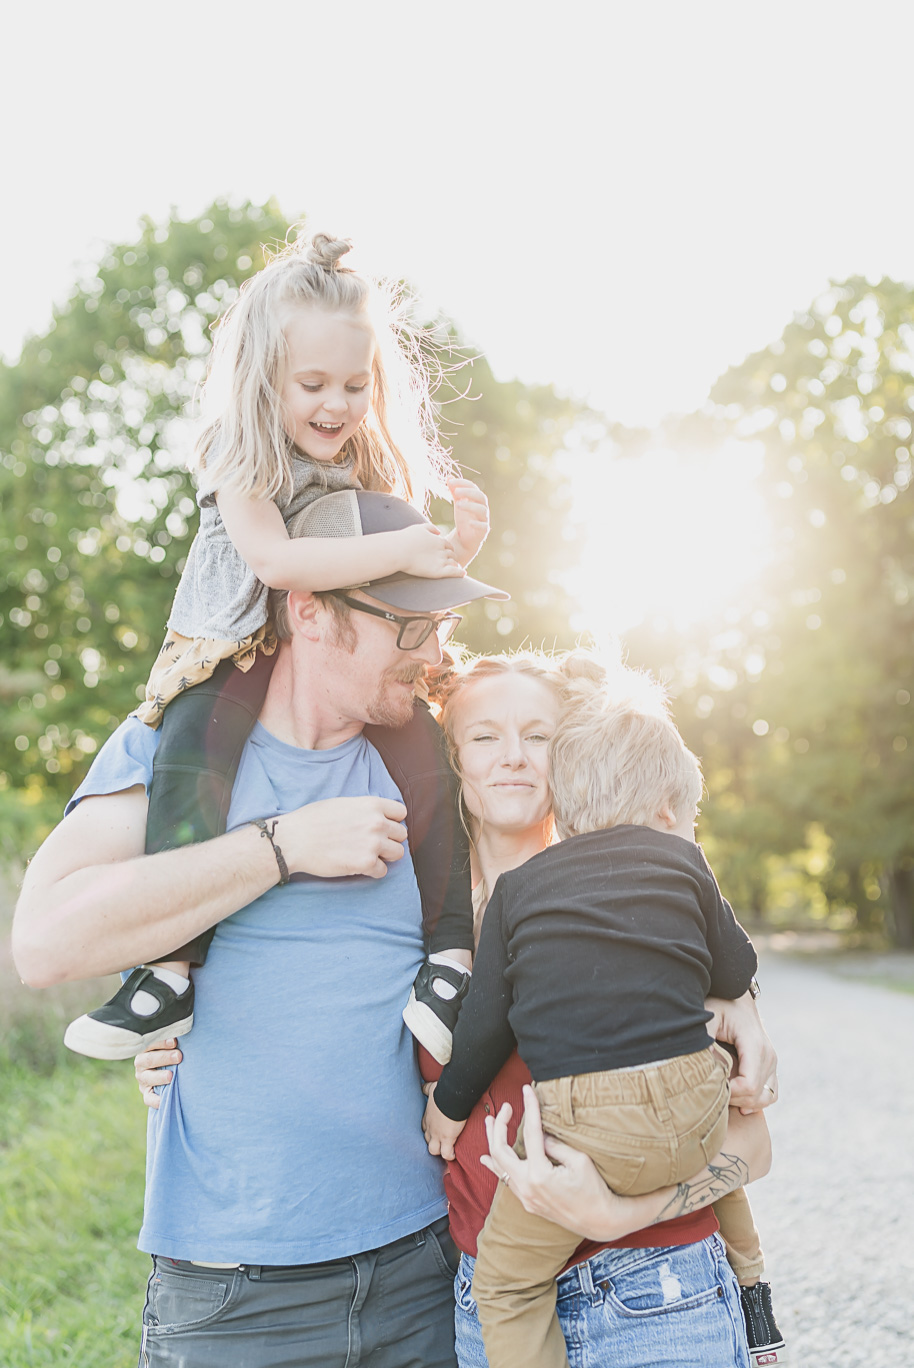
left=366, top=661, right=428, bottom=728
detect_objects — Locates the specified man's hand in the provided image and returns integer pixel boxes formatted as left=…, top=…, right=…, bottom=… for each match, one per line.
left=707, top=992, right=778, bottom=1113
left=422, top=1082, right=466, bottom=1161
left=276, top=797, right=408, bottom=880
left=445, top=478, right=490, bottom=566
left=135, top=1038, right=183, bottom=1110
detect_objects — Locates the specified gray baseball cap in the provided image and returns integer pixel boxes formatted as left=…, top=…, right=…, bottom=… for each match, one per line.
left=286, top=489, right=510, bottom=612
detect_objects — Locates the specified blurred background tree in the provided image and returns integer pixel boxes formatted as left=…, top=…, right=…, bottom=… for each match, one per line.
left=0, top=201, right=288, bottom=852
left=623, top=276, right=913, bottom=945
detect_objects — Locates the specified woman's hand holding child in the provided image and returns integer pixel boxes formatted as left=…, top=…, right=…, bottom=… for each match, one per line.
left=482, top=1084, right=773, bottom=1246
left=136, top=1039, right=183, bottom=1109
left=422, top=1081, right=467, bottom=1161
left=705, top=992, right=779, bottom=1114
left=480, top=1086, right=626, bottom=1239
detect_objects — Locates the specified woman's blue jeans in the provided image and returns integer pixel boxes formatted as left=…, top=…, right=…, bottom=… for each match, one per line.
left=454, top=1235, right=750, bottom=1368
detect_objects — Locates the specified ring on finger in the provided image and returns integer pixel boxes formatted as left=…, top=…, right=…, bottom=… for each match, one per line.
left=499, top=1171, right=510, bottom=1186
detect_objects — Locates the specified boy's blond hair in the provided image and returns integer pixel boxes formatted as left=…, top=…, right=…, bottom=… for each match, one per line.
left=549, top=668, right=703, bottom=840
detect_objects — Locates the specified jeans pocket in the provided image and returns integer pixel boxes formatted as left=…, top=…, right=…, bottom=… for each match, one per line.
left=598, top=1149, right=646, bottom=1195
left=603, top=1243, right=726, bottom=1319
left=425, top=1218, right=462, bottom=1280
left=145, top=1266, right=234, bottom=1332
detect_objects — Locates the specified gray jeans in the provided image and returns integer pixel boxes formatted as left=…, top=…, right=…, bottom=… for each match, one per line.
left=138, top=1217, right=459, bottom=1368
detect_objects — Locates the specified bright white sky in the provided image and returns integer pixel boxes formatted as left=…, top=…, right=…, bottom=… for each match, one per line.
left=6, top=0, right=912, bottom=636
left=7, top=0, right=914, bottom=429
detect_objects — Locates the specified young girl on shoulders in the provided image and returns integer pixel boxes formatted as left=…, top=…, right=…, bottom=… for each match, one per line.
left=64, top=231, right=487, bottom=1063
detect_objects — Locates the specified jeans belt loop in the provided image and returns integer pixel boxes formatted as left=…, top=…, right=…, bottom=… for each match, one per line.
left=558, top=1075, right=574, bottom=1126
left=646, top=1066, right=670, bottom=1121
left=577, top=1256, right=599, bottom=1303
left=246, top=1265, right=262, bottom=1281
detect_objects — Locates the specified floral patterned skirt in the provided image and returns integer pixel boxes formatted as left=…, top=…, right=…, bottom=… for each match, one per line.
left=135, top=623, right=277, bottom=728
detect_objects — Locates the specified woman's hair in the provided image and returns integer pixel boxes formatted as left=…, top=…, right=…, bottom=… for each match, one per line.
left=430, top=647, right=613, bottom=847
left=549, top=667, right=703, bottom=839
left=195, top=231, right=455, bottom=507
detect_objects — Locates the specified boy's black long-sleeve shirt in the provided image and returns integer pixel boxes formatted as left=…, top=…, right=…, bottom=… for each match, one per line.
left=434, top=825, right=757, bottom=1122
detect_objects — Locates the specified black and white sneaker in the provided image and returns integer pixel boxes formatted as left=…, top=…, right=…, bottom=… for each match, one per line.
left=64, top=968, right=195, bottom=1060
left=402, top=958, right=470, bottom=1065
left=740, top=1282, right=788, bottom=1367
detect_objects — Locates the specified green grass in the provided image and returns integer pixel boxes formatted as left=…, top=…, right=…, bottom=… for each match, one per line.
left=0, top=1058, right=150, bottom=1368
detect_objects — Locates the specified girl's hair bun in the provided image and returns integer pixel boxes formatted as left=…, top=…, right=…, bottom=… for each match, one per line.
left=305, top=233, right=353, bottom=271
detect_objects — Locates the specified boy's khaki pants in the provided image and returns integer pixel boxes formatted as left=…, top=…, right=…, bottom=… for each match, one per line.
left=471, top=1044, right=763, bottom=1368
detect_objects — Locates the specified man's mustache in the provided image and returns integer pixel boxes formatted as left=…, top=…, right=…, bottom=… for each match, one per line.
left=386, top=663, right=428, bottom=686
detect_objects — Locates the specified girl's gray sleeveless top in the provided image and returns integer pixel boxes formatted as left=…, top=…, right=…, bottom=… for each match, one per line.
left=167, top=452, right=357, bottom=641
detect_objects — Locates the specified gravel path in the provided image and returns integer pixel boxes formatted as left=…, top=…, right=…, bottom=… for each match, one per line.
left=749, top=952, right=914, bottom=1367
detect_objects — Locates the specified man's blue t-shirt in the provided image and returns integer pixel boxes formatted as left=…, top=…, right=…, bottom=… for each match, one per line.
left=68, top=716, right=446, bottom=1263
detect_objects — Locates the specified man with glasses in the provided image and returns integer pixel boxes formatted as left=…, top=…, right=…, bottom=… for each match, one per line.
left=331, top=593, right=462, bottom=650
left=13, top=491, right=508, bottom=1368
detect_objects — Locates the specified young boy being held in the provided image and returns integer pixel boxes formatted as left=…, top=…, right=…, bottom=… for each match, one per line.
left=423, top=664, right=787, bottom=1368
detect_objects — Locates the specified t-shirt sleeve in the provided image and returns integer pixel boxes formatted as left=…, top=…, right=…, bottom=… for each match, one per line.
left=64, top=716, right=160, bottom=816
left=696, top=846, right=758, bottom=998
left=432, top=875, right=517, bottom=1121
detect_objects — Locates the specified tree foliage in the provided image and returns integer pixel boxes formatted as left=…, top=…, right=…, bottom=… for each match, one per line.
left=624, top=277, right=914, bottom=944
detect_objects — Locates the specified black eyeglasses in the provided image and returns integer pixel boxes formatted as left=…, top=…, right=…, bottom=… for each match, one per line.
left=332, top=593, right=462, bottom=651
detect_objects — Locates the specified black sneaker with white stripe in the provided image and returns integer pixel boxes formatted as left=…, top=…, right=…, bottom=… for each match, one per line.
left=402, top=958, right=470, bottom=1065
left=64, top=967, right=195, bottom=1060
left=740, top=1281, right=788, bottom=1367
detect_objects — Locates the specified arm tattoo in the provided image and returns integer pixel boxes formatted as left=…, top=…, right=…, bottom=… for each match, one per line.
left=652, top=1152, right=750, bottom=1225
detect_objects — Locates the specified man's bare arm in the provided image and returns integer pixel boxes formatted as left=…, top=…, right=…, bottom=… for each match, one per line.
left=13, top=787, right=409, bottom=987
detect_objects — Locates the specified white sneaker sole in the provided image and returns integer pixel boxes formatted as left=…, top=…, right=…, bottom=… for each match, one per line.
left=402, top=991, right=453, bottom=1065
left=748, top=1343, right=788, bottom=1367
left=63, top=1012, right=194, bottom=1060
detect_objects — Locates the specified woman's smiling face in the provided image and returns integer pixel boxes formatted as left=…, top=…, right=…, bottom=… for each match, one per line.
left=451, top=672, right=560, bottom=836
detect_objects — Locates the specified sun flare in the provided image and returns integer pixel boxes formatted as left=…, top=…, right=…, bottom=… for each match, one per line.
left=563, top=439, right=773, bottom=641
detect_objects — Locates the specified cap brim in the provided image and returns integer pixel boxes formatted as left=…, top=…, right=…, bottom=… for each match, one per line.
left=363, top=571, right=510, bottom=612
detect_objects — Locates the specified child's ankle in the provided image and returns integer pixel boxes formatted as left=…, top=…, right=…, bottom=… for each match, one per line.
left=152, top=959, right=191, bottom=979
left=430, top=948, right=472, bottom=973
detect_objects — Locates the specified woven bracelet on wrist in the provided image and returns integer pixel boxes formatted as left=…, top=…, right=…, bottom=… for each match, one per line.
left=251, top=818, right=290, bottom=886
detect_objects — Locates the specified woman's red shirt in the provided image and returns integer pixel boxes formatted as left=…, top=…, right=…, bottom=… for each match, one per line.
left=419, top=1047, right=718, bottom=1264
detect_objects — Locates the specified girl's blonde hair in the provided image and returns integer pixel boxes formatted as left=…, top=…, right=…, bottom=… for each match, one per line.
left=196, top=231, right=455, bottom=506
left=549, top=667, right=703, bottom=839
